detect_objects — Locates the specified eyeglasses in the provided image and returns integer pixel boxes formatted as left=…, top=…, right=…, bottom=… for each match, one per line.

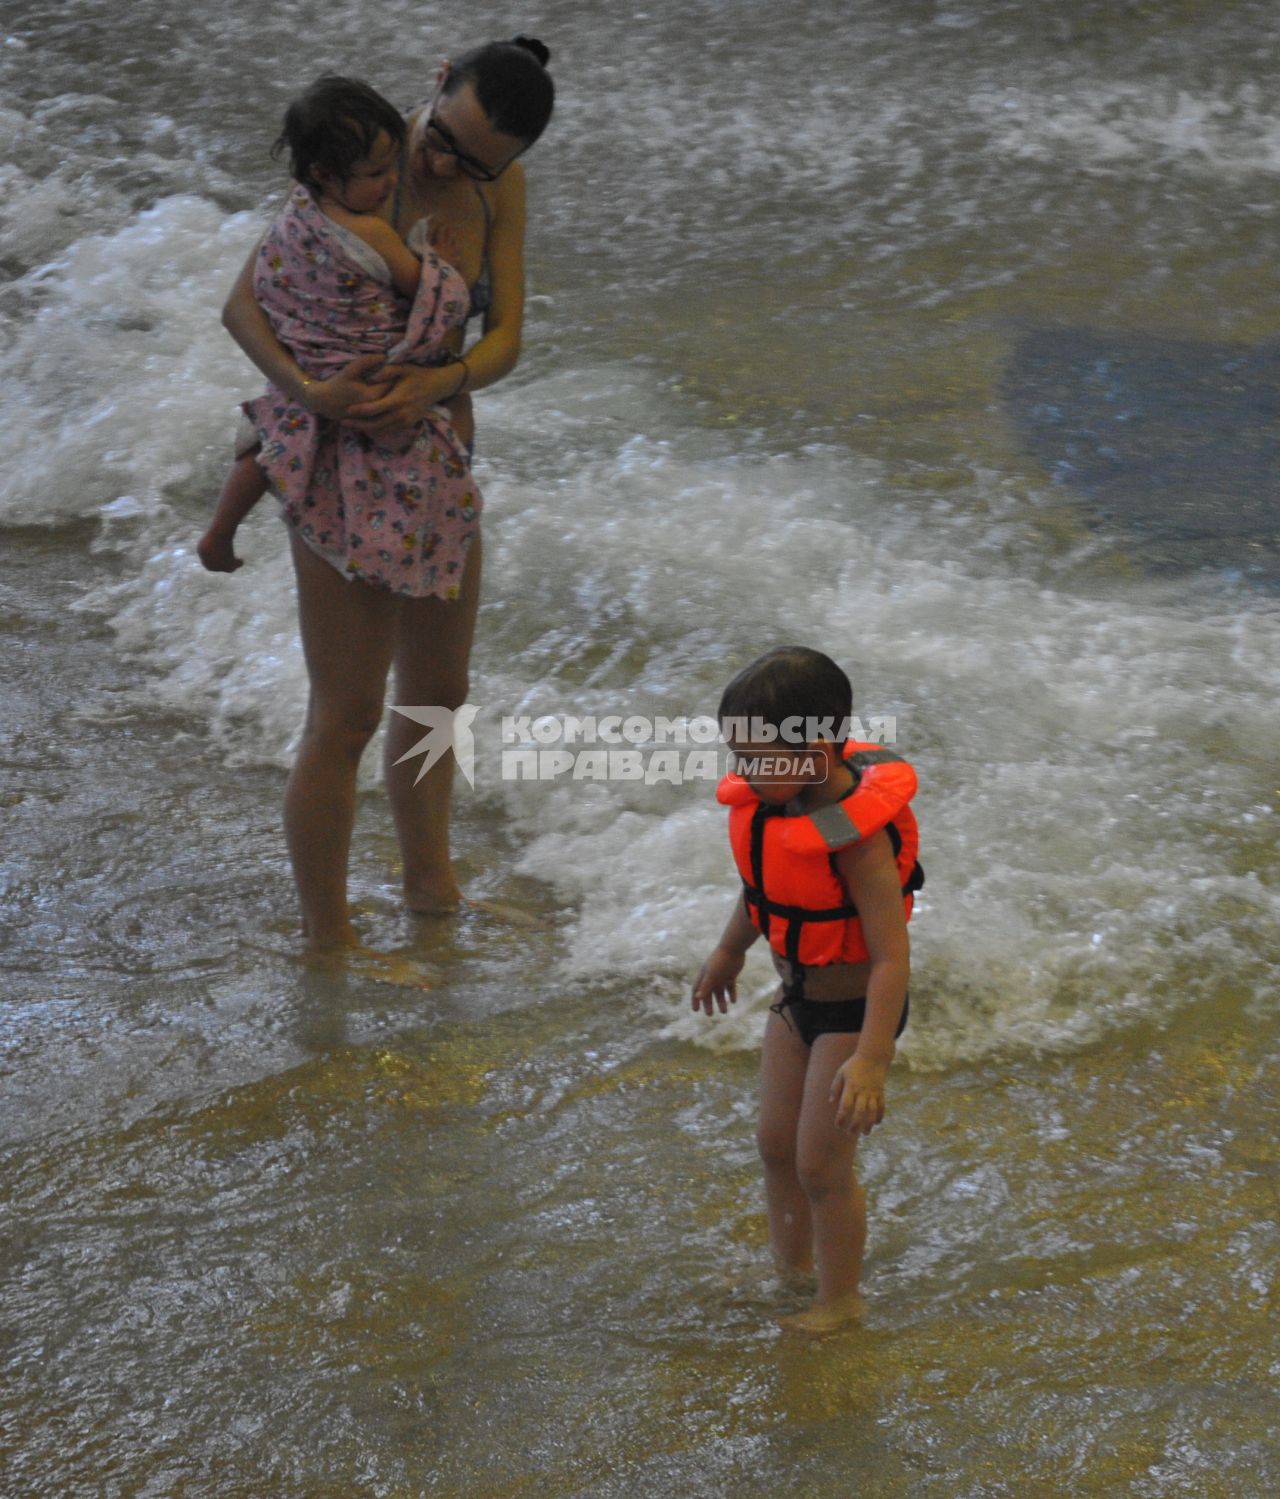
left=423, top=111, right=513, bottom=182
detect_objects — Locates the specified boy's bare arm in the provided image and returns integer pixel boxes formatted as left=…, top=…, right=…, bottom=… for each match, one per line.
left=692, top=893, right=758, bottom=1014
left=830, top=832, right=910, bottom=1133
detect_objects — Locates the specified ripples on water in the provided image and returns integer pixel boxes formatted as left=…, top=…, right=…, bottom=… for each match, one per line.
left=3, top=1, right=1279, bottom=1494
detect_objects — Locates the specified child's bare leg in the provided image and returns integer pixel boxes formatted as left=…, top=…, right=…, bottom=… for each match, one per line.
left=384, top=534, right=482, bottom=913
left=199, top=451, right=269, bottom=572
left=757, top=1008, right=815, bottom=1275
left=781, top=1031, right=868, bottom=1332
left=442, top=392, right=474, bottom=452
left=285, top=532, right=397, bottom=946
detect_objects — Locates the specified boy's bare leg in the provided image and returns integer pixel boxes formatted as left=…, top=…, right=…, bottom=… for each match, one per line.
left=780, top=1030, right=868, bottom=1332
left=284, top=532, right=397, bottom=947
left=757, top=1008, right=816, bottom=1275
left=199, top=452, right=269, bottom=572
left=384, top=535, right=482, bottom=913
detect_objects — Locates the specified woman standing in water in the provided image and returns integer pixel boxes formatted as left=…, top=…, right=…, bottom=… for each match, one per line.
left=220, top=38, right=554, bottom=955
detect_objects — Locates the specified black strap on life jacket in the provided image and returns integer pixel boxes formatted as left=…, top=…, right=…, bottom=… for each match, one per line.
left=885, top=818, right=926, bottom=897
left=742, top=803, right=859, bottom=1003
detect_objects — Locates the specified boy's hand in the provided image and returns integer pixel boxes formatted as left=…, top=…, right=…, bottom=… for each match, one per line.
left=691, top=946, right=744, bottom=1015
left=831, top=1055, right=888, bottom=1136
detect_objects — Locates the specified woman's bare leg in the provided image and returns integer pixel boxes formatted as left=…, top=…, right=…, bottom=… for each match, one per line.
left=384, top=535, right=482, bottom=912
left=284, top=533, right=397, bottom=946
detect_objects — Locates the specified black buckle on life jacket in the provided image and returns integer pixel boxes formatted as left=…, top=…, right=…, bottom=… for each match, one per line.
left=771, top=911, right=806, bottom=1028
left=740, top=884, right=860, bottom=926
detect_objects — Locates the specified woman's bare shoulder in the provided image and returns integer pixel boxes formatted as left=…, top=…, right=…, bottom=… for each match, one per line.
left=496, top=159, right=527, bottom=202
left=489, top=160, right=527, bottom=226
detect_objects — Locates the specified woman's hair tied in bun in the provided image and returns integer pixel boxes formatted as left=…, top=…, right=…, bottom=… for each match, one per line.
left=512, top=35, right=551, bottom=68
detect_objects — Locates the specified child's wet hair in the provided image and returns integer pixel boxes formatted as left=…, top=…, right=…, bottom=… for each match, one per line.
left=444, top=37, right=555, bottom=145
left=718, top=647, right=854, bottom=738
left=274, top=75, right=407, bottom=194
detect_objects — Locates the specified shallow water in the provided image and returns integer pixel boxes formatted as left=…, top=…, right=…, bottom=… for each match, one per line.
left=3, top=1, right=1279, bottom=1494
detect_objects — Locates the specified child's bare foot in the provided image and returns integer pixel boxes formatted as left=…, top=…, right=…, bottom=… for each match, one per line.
left=774, top=1259, right=817, bottom=1293
left=723, top=1257, right=815, bottom=1308
left=197, top=530, right=243, bottom=573
left=353, top=947, right=439, bottom=989
left=778, top=1292, right=867, bottom=1334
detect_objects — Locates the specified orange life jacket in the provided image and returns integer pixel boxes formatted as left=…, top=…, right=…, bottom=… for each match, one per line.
left=717, top=743, right=924, bottom=984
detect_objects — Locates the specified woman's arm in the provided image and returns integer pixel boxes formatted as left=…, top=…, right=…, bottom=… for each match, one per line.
left=221, top=243, right=390, bottom=419
left=458, top=157, right=527, bottom=389
left=343, top=163, right=529, bottom=432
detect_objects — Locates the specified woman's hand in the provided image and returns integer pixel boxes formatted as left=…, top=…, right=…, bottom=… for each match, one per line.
left=342, top=364, right=462, bottom=434
left=304, top=354, right=393, bottom=420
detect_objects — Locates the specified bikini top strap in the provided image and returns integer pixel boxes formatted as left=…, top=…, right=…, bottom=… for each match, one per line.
left=393, top=104, right=431, bottom=236
left=470, top=176, right=494, bottom=232
left=392, top=138, right=407, bottom=234
left=469, top=178, right=494, bottom=270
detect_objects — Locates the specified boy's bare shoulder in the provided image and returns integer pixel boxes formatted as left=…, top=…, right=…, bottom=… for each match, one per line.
left=834, top=828, right=900, bottom=891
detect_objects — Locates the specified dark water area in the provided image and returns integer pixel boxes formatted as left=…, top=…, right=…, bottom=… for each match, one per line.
left=1007, top=329, right=1280, bottom=582
left=4, top=0, right=1280, bottom=1493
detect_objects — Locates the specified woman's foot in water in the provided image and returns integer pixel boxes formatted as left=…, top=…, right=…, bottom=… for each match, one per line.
left=403, top=870, right=465, bottom=915
left=301, top=925, right=438, bottom=989
left=403, top=866, right=549, bottom=927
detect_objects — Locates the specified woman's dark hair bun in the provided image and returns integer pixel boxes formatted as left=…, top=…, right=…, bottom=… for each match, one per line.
left=512, top=35, right=551, bottom=68
left=449, top=37, right=554, bottom=141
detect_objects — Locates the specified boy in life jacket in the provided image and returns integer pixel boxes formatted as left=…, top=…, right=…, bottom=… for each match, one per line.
left=691, top=646, right=923, bottom=1332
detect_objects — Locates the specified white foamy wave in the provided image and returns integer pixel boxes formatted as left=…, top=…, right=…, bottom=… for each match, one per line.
left=0, top=191, right=312, bottom=760
left=77, top=501, right=308, bottom=767
left=0, top=193, right=263, bottom=528
left=468, top=374, right=1280, bottom=1065
left=58, top=336, right=1280, bottom=1068
left=975, top=81, right=1280, bottom=178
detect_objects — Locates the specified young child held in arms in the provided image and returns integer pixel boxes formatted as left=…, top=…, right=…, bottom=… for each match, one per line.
left=198, top=75, right=473, bottom=576
left=692, top=646, right=924, bottom=1332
